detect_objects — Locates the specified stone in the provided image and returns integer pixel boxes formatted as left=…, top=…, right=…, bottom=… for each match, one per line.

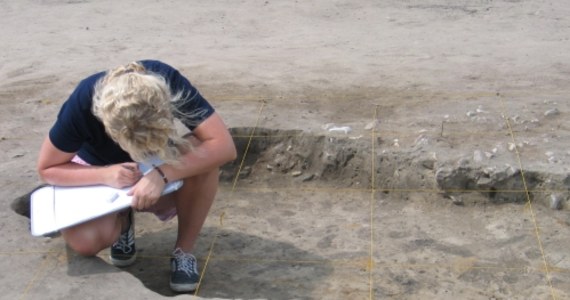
left=473, top=150, right=484, bottom=162
left=450, top=196, right=463, bottom=206
left=302, top=174, right=315, bottom=182
left=291, top=170, right=303, bottom=177
left=364, top=120, right=378, bottom=130
left=544, top=108, right=560, bottom=117
left=550, top=194, right=563, bottom=210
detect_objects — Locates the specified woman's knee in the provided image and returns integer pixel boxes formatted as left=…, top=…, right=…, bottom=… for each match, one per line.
left=63, top=229, right=101, bottom=256
left=62, top=215, right=120, bottom=256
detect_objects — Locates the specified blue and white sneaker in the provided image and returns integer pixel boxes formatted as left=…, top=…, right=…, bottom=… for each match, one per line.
left=170, top=248, right=200, bottom=292
left=110, top=209, right=136, bottom=267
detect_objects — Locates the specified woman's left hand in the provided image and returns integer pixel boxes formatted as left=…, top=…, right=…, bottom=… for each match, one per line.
left=128, top=168, right=166, bottom=211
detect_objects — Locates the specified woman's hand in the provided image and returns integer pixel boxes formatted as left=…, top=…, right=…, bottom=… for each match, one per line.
left=128, top=168, right=166, bottom=211
left=103, top=162, right=141, bottom=188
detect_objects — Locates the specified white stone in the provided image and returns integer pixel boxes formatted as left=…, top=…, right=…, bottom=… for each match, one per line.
left=364, top=120, right=378, bottom=130
left=544, top=108, right=560, bottom=117
left=476, top=105, right=488, bottom=113
left=550, top=194, right=563, bottom=210
left=414, top=135, right=428, bottom=146
left=327, top=126, right=352, bottom=134
left=473, top=150, right=484, bottom=162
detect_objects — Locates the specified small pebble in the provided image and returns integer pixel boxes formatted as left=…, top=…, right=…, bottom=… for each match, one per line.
left=550, top=194, right=563, bottom=210
left=364, top=120, right=378, bottom=130
left=544, top=108, right=560, bottom=117
left=291, top=171, right=302, bottom=177
left=473, top=150, right=483, bottom=162
left=476, top=105, right=487, bottom=113
left=450, top=196, right=463, bottom=206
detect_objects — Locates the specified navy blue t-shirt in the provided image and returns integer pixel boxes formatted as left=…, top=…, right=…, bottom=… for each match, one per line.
left=49, top=60, right=215, bottom=165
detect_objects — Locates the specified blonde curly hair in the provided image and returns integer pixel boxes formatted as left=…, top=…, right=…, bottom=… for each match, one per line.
left=92, top=62, right=190, bottom=164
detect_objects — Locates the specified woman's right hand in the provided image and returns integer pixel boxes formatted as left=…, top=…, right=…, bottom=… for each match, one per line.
left=103, top=162, right=142, bottom=188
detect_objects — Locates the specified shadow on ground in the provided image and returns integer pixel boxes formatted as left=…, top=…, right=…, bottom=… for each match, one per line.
left=12, top=186, right=334, bottom=299
left=108, top=227, right=334, bottom=298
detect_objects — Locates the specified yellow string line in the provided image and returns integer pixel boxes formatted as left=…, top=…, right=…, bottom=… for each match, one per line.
left=229, top=130, right=515, bottom=139
left=0, top=250, right=61, bottom=256
left=223, top=185, right=567, bottom=194
left=231, top=134, right=304, bottom=138
left=209, top=90, right=569, bottom=102
left=193, top=231, right=218, bottom=297
left=19, top=250, right=58, bottom=300
left=194, top=100, right=266, bottom=297
left=137, top=253, right=570, bottom=274
left=499, top=97, right=556, bottom=299
left=4, top=126, right=555, bottom=142
left=369, top=105, right=379, bottom=300
left=214, top=97, right=274, bottom=101
left=231, top=103, right=266, bottom=190
left=114, top=252, right=558, bottom=274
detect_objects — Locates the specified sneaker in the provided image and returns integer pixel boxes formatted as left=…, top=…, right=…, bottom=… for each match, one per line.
left=110, top=209, right=136, bottom=267
left=170, top=248, right=200, bottom=292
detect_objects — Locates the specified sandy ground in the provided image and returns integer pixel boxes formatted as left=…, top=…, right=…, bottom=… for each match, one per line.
left=2, top=0, right=570, bottom=299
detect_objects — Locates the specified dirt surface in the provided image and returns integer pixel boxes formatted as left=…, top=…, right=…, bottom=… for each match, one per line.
left=2, top=0, right=570, bottom=299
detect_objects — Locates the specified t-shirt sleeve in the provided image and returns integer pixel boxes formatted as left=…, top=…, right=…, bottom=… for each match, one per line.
left=172, top=73, right=215, bottom=130
left=48, top=78, right=96, bottom=153
left=150, top=62, right=215, bottom=131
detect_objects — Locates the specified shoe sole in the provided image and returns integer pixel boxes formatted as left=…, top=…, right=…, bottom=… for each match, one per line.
left=170, top=282, right=197, bottom=293
left=110, top=253, right=137, bottom=267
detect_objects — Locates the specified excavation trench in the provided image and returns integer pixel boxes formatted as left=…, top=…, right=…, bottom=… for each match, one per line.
left=221, top=127, right=570, bottom=210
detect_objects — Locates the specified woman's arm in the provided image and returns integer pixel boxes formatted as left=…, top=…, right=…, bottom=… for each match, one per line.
left=128, top=112, right=236, bottom=210
left=37, top=137, right=140, bottom=188
left=162, top=112, right=237, bottom=180
left=153, top=113, right=237, bottom=181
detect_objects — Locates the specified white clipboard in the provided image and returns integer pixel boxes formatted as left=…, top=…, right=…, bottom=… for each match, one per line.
left=30, top=180, right=182, bottom=237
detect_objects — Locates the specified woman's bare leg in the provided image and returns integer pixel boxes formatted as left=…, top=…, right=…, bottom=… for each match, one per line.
left=173, top=167, right=219, bottom=252
left=61, top=212, right=123, bottom=256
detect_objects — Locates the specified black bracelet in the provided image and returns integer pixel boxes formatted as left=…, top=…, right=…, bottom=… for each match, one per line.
left=153, top=165, right=168, bottom=184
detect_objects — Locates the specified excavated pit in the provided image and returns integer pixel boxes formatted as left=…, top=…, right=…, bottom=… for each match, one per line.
left=221, top=127, right=570, bottom=210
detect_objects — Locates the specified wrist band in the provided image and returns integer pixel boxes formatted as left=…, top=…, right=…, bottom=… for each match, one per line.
left=153, top=165, right=168, bottom=184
